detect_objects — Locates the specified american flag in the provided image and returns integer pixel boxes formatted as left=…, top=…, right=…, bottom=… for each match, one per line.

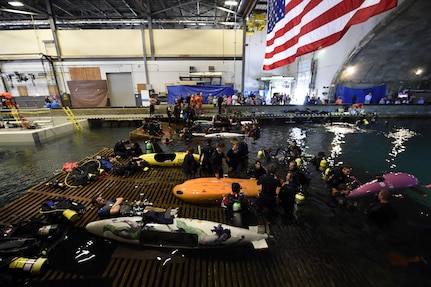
left=263, top=0, right=397, bottom=70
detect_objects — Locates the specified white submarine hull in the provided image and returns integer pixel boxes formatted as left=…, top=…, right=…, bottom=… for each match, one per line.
left=86, top=215, right=268, bottom=249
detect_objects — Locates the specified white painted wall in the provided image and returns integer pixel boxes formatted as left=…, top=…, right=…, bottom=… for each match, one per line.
left=0, top=59, right=243, bottom=98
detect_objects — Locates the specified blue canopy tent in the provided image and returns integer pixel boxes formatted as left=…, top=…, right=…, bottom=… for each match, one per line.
left=335, top=84, right=386, bottom=104
left=167, top=85, right=235, bottom=104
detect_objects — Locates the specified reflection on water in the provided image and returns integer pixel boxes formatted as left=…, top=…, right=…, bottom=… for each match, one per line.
left=289, top=127, right=307, bottom=145
left=385, top=128, right=417, bottom=169
left=324, top=123, right=364, bottom=167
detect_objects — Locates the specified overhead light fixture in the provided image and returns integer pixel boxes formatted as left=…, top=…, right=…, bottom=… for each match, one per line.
left=8, top=1, right=24, bottom=6
left=224, top=1, right=238, bottom=6
left=415, top=69, right=423, bottom=76
left=346, top=66, right=355, bottom=75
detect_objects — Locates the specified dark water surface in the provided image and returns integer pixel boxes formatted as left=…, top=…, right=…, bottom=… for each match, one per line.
left=0, top=118, right=430, bottom=207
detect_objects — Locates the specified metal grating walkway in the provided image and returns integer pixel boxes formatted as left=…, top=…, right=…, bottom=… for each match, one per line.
left=0, top=148, right=420, bottom=287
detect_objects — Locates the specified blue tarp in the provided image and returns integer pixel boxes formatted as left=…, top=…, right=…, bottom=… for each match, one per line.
left=167, top=85, right=235, bottom=104
left=335, top=84, right=386, bottom=104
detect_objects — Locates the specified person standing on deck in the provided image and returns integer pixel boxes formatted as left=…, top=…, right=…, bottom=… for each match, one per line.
left=212, top=142, right=227, bottom=179
left=182, top=147, right=199, bottom=180
left=257, top=164, right=282, bottom=222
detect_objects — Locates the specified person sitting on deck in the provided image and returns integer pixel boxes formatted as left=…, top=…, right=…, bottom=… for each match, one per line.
left=92, top=195, right=176, bottom=218
left=129, top=142, right=143, bottom=157
left=114, top=139, right=130, bottom=158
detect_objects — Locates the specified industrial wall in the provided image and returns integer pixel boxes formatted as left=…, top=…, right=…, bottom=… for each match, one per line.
left=0, top=29, right=242, bottom=59
left=0, top=1, right=402, bottom=102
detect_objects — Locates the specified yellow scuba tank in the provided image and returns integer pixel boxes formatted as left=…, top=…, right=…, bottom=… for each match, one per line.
left=322, top=167, right=332, bottom=181
left=319, top=159, right=328, bottom=172
left=295, top=192, right=305, bottom=206
left=9, top=257, right=48, bottom=275
left=63, top=209, right=79, bottom=222
left=295, top=157, right=302, bottom=167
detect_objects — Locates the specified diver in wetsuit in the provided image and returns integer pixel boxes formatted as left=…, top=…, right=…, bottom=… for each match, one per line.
left=366, top=190, right=398, bottom=229
left=221, top=182, right=250, bottom=227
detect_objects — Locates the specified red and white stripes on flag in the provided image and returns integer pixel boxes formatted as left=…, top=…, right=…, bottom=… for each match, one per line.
left=263, top=0, right=397, bottom=70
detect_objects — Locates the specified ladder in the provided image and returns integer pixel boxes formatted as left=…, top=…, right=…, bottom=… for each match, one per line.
left=7, top=105, right=25, bottom=128
left=62, top=106, right=83, bottom=131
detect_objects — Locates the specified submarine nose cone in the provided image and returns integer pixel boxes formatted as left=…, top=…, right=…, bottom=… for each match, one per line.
left=85, top=221, right=103, bottom=236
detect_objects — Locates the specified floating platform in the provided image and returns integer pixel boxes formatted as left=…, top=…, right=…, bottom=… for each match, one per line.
left=0, top=148, right=424, bottom=287
left=0, top=120, right=87, bottom=144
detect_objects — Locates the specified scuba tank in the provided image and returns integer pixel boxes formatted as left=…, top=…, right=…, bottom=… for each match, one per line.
left=295, top=157, right=302, bottom=167
left=145, top=141, right=154, bottom=154
left=8, top=257, right=48, bottom=275
left=62, top=209, right=79, bottom=223
left=232, top=202, right=243, bottom=227
left=322, top=167, right=333, bottom=181
left=37, top=224, right=60, bottom=237
left=319, top=159, right=328, bottom=172
left=293, top=192, right=305, bottom=220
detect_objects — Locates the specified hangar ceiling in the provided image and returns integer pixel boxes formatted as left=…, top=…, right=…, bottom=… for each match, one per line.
left=0, top=0, right=268, bottom=29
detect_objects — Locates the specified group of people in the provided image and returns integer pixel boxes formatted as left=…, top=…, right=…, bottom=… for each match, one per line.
left=320, top=155, right=399, bottom=229
left=181, top=137, right=250, bottom=180
left=141, top=119, right=164, bottom=137
left=221, top=160, right=308, bottom=227
left=172, top=92, right=206, bottom=121
left=171, top=92, right=272, bottom=118
left=251, top=143, right=399, bottom=229
left=107, top=133, right=399, bottom=232
left=113, top=139, right=144, bottom=158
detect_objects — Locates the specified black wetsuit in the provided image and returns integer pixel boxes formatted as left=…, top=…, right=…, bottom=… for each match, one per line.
left=257, top=173, right=282, bottom=212
left=212, top=150, right=226, bottom=178
left=366, top=202, right=398, bottom=229
left=278, top=182, right=298, bottom=219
